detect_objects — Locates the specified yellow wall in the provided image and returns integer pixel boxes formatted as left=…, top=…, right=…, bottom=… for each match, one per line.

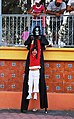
left=0, top=47, right=74, bottom=61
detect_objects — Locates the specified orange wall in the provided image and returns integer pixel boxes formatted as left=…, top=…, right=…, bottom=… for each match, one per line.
left=0, top=92, right=74, bottom=110
left=0, top=60, right=74, bottom=93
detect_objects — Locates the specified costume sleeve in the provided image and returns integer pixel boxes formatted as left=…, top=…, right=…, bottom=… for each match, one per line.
left=24, top=36, right=31, bottom=46
left=24, top=36, right=32, bottom=50
left=37, top=40, right=41, bottom=58
left=41, top=35, right=49, bottom=46
left=30, top=43, right=34, bottom=51
left=37, top=40, right=41, bottom=50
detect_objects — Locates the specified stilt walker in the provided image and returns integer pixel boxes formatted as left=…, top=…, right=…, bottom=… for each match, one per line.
left=21, top=26, right=49, bottom=113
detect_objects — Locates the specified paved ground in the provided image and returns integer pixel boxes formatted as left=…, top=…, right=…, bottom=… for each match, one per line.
left=0, top=109, right=74, bottom=119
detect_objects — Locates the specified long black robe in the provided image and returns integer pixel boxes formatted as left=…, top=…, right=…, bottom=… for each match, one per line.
left=21, top=35, right=49, bottom=112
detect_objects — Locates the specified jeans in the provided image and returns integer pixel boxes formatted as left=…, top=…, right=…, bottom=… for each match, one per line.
left=30, top=19, right=42, bottom=35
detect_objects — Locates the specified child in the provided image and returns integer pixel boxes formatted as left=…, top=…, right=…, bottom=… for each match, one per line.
left=26, top=39, right=41, bottom=100
left=21, top=27, right=29, bottom=44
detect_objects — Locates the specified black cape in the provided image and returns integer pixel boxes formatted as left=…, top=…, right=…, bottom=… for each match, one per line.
left=21, top=35, right=49, bottom=112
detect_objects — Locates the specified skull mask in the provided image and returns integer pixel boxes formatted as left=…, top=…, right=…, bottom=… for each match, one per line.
left=35, top=27, right=40, bottom=35
left=33, top=26, right=40, bottom=36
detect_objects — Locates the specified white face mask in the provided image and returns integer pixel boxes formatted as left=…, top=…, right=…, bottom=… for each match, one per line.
left=35, top=28, right=40, bottom=35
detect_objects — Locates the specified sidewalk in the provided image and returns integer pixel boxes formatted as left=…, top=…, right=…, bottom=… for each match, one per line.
left=0, top=109, right=74, bottom=119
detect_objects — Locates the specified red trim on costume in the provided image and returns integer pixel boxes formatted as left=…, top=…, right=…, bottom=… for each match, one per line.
left=29, top=40, right=41, bottom=68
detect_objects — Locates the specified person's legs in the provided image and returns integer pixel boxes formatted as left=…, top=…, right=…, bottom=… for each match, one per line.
left=33, top=70, right=39, bottom=100
left=30, top=20, right=42, bottom=35
left=26, top=70, right=34, bottom=99
left=30, top=20, right=36, bottom=35
left=37, top=20, right=42, bottom=34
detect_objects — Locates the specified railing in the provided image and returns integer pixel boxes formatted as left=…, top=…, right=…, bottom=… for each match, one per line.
left=1, top=14, right=74, bottom=48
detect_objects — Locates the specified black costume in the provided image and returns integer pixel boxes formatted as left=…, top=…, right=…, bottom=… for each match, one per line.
left=21, top=26, right=49, bottom=112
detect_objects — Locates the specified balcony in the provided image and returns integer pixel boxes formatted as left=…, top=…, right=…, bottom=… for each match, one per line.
left=1, top=14, right=74, bottom=48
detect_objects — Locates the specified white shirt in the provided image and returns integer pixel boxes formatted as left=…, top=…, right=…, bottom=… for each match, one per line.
left=67, top=0, right=74, bottom=14
left=47, top=1, right=66, bottom=13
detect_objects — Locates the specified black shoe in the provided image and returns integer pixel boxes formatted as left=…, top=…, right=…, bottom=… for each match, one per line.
left=45, top=111, right=48, bottom=114
left=45, top=108, right=48, bottom=114
left=21, top=110, right=27, bottom=113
